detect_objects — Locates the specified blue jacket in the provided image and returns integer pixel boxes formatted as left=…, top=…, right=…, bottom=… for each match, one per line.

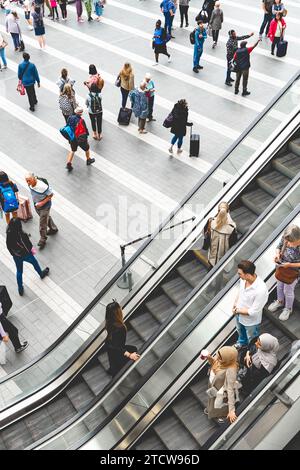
left=129, top=88, right=148, bottom=119
left=160, top=0, right=175, bottom=14
left=195, top=27, right=207, bottom=47
left=18, top=61, right=40, bottom=86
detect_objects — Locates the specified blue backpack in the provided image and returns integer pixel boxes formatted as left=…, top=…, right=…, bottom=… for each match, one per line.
left=0, top=184, right=19, bottom=213
left=59, top=124, right=75, bottom=142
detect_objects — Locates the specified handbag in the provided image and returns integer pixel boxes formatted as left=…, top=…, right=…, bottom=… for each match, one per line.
left=17, top=61, right=30, bottom=96
left=163, top=111, right=174, bottom=128
left=115, top=75, right=121, bottom=87
left=275, top=242, right=299, bottom=284
left=230, top=60, right=239, bottom=73
left=208, top=25, right=213, bottom=37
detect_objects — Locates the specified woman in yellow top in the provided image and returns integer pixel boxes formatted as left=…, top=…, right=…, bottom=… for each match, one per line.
left=119, top=62, right=135, bottom=109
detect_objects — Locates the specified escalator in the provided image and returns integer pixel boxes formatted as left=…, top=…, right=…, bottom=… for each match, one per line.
left=0, top=73, right=299, bottom=448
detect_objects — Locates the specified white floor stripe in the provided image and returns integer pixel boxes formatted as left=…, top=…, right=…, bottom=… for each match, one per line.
left=223, top=0, right=300, bottom=26
left=38, top=16, right=283, bottom=118
left=0, top=26, right=259, bottom=150
left=111, top=0, right=300, bottom=68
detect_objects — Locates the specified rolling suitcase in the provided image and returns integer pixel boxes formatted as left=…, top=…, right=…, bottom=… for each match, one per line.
left=17, top=195, right=33, bottom=222
left=117, top=107, right=132, bottom=125
left=0, top=286, right=12, bottom=317
left=189, top=126, right=200, bottom=157
left=276, top=40, right=288, bottom=57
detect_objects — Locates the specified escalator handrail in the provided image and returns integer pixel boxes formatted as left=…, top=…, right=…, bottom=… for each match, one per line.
left=22, top=174, right=300, bottom=444
left=35, top=204, right=300, bottom=450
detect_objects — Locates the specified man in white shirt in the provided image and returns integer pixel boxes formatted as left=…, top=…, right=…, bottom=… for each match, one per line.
left=232, top=260, right=269, bottom=348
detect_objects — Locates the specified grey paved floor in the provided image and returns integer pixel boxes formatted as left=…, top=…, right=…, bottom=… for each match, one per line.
left=0, top=0, right=299, bottom=377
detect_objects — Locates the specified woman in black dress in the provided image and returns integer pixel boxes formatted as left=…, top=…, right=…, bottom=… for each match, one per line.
left=105, top=301, right=140, bottom=376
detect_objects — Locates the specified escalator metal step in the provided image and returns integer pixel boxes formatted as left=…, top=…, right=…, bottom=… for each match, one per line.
left=24, top=408, right=56, bottom=443
left=273, top=151, right=300, bottom=179
left=240, top=188, right=274, bottom=215
left=177, top=259, right=208, bottom=288
left=257, top=170, right=290, bottom=197
left=153, top=412, right=200, bottom=450
left=289, top=137, right=300, bottom=158
left=145, top=294, right=175, bottom=324
left=0, top=435, right=6, bottom=450
left=82, top=364, right=111, bottom=396
left=129, top=311, right=160, bottom=342
left=135, top=350, right=160, bottom=377
left=168, top=313, right=191, bottom=340
left=152, top=332, right=175, bottom=359
left=66, top=381, right=95, bottom=412
left=46, top=395, right=77, bottom=427
left=134, top=430, right=167, bottom=450
left=82, top=405, right=108, bottom=432
left=97, top=351, right=110, bottom=372
left=189, top=377, right=209, bottom=408
left=230, top=205, right=257, bottom=235
left=1, top=420, right=33, bottom=450
left=172, top=393, right=217, bottom=446
left=161, top=277, right=193, bottom=306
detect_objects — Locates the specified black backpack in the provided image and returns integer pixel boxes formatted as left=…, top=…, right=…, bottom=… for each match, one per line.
left=90, top=93, right=102, bottom=114
left=189, top=29, right=196, bottom=45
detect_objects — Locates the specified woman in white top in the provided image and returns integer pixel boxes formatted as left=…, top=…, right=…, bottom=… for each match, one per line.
left=0, top=33, right=8, bottom=70
left=5, top=10, right=21, bottom=51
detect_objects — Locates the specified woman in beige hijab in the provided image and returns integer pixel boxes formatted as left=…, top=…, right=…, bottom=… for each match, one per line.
left=205, top=346, right=238, bottom=423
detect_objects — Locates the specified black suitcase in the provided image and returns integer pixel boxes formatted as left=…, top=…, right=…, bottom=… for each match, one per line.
left=277, top=40, right=288, bottom=57
left=0, top=286, right=12, bottom=317
left=117, top=107, right=132, bottom=125
left=189, top=126, right=200, bottom=157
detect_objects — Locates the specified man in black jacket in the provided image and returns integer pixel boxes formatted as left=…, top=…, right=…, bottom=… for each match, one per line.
left=225, top=30, right=254, bottom=86
left=233, top=38, right=261, bottom=96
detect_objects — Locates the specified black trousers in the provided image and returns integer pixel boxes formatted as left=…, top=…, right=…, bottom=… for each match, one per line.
left=271, top=36, right=281, bottom=54
left=148, top=95, right=154, bottom=119
left=108, top=345, right=137, bottom=377
left=59, top=3, right=67, bottom=18
left=25, top=84, right=37, bottom=110
left=179, top=5, right=189, bottom=26
left=212, top=29, right=219, bottom=43
left=121, top=87, right=129, bottom=109
left=89, top=113, right=102, bottom=134
left=0, top=315, right=22, bottom=350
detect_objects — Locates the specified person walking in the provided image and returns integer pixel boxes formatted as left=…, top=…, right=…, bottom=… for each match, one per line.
left=25, top=173, right=58, bottom=249
left=202, top=0, right=216, bottom=23
left=129, top=82, right=149, bottom=134
left=84, top=0, right=93, bottom=21
left=94, top=0, right=104, bottom=21
left=168, top=99, right=192, bottom=154
left=50, top=0, right=59, bottom=20
left=0, top=171, right=19, bottom=225
left=0, top=303, right=29, bottom=353
left=205, top=346, right=238, bottom=424
left=5, top=10, right=21, bottom=51
left=59, top=83, right=77, bottom=123
left=232, top=260, right=269, bottom=348
left=259, top=0, right=273, bottom=38
left=0, top=33, right=8, bottom=71
left=23, top=0, right=33, bottom=31
left=207, top=201, right=237, bottom=267
left=233, top=38, right=261, bottom=96
left=179, top=0, right=189, bottom=28
left=66, top=107, right=95, bottom=171
left=56, top=68, right=75, bottom=94
left=85, top=83, right=103, bottom=140
left=225, top=29, right=254, bottom=86
left=105, top=301, right=140, bottom=376
left=144, top=73, right=156, bottom=122
left=58, top=0, right=68, bottom=20
left=84, top=64, right=104, bottom=92
left=32, top=6, right=46, bottom=49
left=18, top=52, right=40, bottom=112
left=118, top=62, right=135, bottom=109
left=268, top=12, right=286, bottom=55
left=6, top=218, right=50, bottom=296
left=272, top=0, right=285, bottom=17
left=193, top=20, right=207, bottom=73
left=152, top=19, right=171, bottom=66
left=75, top=0, right=84, bottom=22
left=160, top=0, right=176, bottom=37
left=268, top=225, right=300, bottom=321
left=209, top=1, right=223, bottom=48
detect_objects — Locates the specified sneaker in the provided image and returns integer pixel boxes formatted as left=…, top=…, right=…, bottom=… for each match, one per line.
left=193, top=67, right=199, bottom=73
left=279, top=308, right=292, bottom=321
left=217, top=417, right=227, bottom=424
left=234, top=90, right=239, bottom=95
left=186, top=23, right=189, bottom=27
left=152, top=62, right=159, bottom=66
left=225, top=81, right=233, bottom=87
left=198, top=65, right=204, bottom=69
left=2, top=65, right=7, bottom=69
left=66, top=162, right=73, bottom=172
left=167, top=56, right=171, bottom=63
left=40, top=267, right=50, bottom=279
left=177, top=148, right=183, bottom=154
left=168, top=146, right=173, bottom=154
left=212, top=42, right=216, bottom=49
left=15, top=341, right=29, bottom=353
left=180, top=23, right=183, bottom=28
left=268, top=300, right=283, bottom=312
left=242, top=91, right=251, bottom=96
left=47, top=228, right=58, bottom=235
left=29, top=107, right=35, bottom=112
left=18, top=286, right=24, bottom=296
left=37, top=240, right=46, bottom=249
left=87, top=158, right=95, bottom=165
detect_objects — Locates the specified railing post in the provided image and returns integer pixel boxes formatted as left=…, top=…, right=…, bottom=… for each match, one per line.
left=117, top=245, right=133, bottom=290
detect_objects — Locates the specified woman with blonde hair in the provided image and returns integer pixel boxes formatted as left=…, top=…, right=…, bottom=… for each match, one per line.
left=59, top=83, right=77, bottom=123
left=118, top=62, right=135, bottom=109
left=207, top=201, right=237, bottom=266
left=205, top=346, right=239, bottom=423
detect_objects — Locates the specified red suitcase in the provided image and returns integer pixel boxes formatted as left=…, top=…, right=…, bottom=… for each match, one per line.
left=17, top=195, right=33, bottom=222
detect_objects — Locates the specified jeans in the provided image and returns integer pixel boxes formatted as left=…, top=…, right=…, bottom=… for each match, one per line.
left=121, top=87, right=129, bottom=109
left=236, top=318, right=260, bottom=346
left=10, top=32, right=20, bottom=49
left=164, top=11, right=172, bottom=35
left=171, top=135, right=183, bottom=148
left=148, top=95, right=154, bottom=119
left=89, top=113, right=102, bottom=134
left=226, top=58, right=232, bottom=83
left=179, top=5, right=189, bottom=25
left=212, top=30, right=219, bottom=43
left=52, top=5, right=59, bottom=18
left=193, top=45, right=203, bottom=68
left=24, top=84, right=37, bottom=110
left=271, top=36, right=281, bottom=54
left=259, top=12, right=272, bottom=35
left=13, top=254, right=43, bottom=291
left=0, top=47, right=7, bottom=67
left=277, top=279, right=298, bottom=310
left=235, top=69, right=249, bottom=93
left=35, top=206, right=58, bottom=242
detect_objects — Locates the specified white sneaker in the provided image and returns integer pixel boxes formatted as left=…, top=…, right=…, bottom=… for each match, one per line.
left=152, top=62, right=159, bottom=66
left=279, top=308, right=292, bottom=321
left=268, top=300, right=283, bottom=312
left=168, top=146, right=173, bottom=154
left=168, top=56, right=171, bottom=63
left=177, top=148, right=183, bottom=154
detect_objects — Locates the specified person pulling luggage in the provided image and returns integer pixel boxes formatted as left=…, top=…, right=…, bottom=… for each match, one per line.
left=268, top=12, right=287, bottom=56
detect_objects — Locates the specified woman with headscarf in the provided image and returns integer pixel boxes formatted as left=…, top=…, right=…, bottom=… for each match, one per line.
left=207, top=201, right=237, bottom=267
left=205, top=346, right=238, bottom=423
left=242, top=333, right=279, bottom=394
